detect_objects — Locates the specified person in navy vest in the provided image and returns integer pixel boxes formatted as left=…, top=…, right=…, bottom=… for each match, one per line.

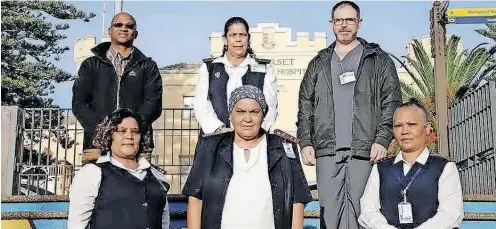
left=193, top=16, right=278, bottom=136
left=358, top=99, right=464, bottom=229
left=183, top=85, right=312, bottom=229
left=68, top=108, right=170, bottom=229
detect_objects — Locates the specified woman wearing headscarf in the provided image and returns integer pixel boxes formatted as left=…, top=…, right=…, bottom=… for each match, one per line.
left=68, top=108, right=170, bottom=229
left=193, top=16, right=278, bottom=136
left=183, top=85, right=312, bottom=229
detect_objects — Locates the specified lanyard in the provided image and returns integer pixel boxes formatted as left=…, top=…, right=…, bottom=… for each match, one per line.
left=396, top=166, right=423, bottom=202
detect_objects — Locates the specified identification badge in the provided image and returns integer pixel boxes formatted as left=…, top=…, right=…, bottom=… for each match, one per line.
left=338, top=71, right=356, bottom=85
left=251, top=63, right=267, bottom=73
left=282, top=141, right=296, bottom=159
left=398, top=201, right=413, bottom=224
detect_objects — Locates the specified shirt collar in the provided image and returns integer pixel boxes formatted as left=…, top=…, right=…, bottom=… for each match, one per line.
left=213, top=54, right=252, bottom=68
left=394, top=147, right=430, bottom=165
left=96, top=153, right=150, bottom=171
left=108, top=47, right=134, bottom=59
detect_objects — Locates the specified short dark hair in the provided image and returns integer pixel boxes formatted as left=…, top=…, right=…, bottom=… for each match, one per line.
left=395, top=98, right=430, bottom=123
left=92, top=108, right=151, bottom=156
left=331, top=1, right=361, bottom=19
left=221, top=16, right=255, bottom=58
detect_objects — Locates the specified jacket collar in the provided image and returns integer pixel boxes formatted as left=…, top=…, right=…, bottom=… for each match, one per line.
left=218, top=131, right=284, bottom=171
left=91, top=42, right=149, bottom=64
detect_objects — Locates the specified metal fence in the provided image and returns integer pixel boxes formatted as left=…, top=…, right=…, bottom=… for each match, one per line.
left=12, top=108, right=199, bottom=196
left=448, top=81, right=496, bottom=195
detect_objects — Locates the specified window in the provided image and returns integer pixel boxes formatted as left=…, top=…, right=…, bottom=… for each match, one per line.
left=183, top=96, right=195, bottom=119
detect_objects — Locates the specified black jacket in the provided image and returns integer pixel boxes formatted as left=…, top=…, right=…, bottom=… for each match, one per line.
left=72, top=42, right=162, bottom=150
left=182, top=132, right=313, bottom=229
left=297, top=38, right=402, bottom=158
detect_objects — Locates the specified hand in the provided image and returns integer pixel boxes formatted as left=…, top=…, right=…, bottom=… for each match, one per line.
left=370, top=143, right=388, bottom=163
left=301, top=146, right=316, bottom=166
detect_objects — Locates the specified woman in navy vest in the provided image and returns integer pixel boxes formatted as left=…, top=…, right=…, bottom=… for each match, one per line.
left=183, top=85, right=312, bottom=229
left=358, top=99, right=464, bottom=229
left=68, top=108, right=170, bottom=229
left=193, top=16, right=279, bottom=137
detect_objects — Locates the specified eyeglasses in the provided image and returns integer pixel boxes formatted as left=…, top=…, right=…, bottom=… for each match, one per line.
left=330, top=18, right=360, bottom=25
left=112, top=22, right=136, bottom=30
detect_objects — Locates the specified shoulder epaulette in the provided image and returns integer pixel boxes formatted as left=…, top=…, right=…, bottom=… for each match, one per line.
left=202, top=57, right=216, bottom=63
left=430, top=153, right=455, bottom=162
left=255, top=58, right=271, bottom=64
left=150, top=164, right=167, bottom=175
left=273, top=129, right=299, bottom=144
left=202, top=130, right=233, bottom=138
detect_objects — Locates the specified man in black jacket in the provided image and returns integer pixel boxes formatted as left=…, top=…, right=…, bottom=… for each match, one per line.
left=72, top=12, right=162, bottom=162
left=296, top=1, right=401, bottom=228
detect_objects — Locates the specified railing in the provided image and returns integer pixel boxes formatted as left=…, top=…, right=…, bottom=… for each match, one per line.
left=10, top=107, right=199, bottom=196
left=448, top=81, right=496, bottom=195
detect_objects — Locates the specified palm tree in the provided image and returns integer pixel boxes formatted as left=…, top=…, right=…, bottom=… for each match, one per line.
left=388, top=35, right=496, bottom=153
left=390, top=35, right=496, bottom=126
left=475, top=23, right=496, bottom=42
left=474, top=23, right=496, bottom=82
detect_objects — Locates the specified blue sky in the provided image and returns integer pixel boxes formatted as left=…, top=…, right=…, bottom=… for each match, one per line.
left=50, top=1, right=496, bottom=108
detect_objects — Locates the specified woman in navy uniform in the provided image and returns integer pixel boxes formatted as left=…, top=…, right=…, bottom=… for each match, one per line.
left=358, top=99, right=464, bottom=229
left=68, top=108, right=170, bottom=229
left=193, top=16, right=278, bottom=136
left=183, top=85, right=311, bottom=229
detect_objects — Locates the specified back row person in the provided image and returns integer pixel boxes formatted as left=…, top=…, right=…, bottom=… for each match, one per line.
left=193, top=16, right=279, bottom=136
left=72, top=12, right=163, bottom=163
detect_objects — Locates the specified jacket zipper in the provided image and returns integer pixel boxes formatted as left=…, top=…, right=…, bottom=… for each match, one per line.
left=350, top=50, right=376, bottom=154
left=114, top=59, right=148, bottom=110
left=116, top=74, right=121, bottom=109
left=321, top=48, right=376, bottom=154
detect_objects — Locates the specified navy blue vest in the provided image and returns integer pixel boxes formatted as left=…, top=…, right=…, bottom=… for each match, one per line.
left=89, top=162, right=168, bottom=229
left=206, top=60, right=267, bottom=127
left=378, top=155, right=449, bottom=229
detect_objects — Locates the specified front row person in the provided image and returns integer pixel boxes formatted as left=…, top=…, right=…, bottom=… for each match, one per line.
left=68, top=108, right=170, bottom=229
left=358, top=99, right=464, bottom=229
left=182, top=85, right=312, bottom=229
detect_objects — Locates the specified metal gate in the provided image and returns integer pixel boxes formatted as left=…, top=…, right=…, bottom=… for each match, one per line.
left=448, top=81, right=496, bottom=195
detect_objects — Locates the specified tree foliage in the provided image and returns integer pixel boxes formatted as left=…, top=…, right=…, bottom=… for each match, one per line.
left=389, top=35, right=496, bottom=153
left=475, top=23, right=496, bottom=42
left=1, top=1, right=94, bottom=154
left=390, top=35, right=496, bottom=127
left=1, top=0, right=95, bottom=107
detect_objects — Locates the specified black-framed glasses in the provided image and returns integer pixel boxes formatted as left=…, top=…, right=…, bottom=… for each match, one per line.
left=330, top=18, right=360, bottom=25
left=112, top=22, right=136, bottom=30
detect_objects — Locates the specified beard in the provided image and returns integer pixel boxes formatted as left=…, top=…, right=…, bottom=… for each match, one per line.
left=334, top=29, right=357, bottom=44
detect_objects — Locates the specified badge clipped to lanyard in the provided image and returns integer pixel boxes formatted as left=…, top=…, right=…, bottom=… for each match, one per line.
left=282, top=141, right=296, bottom=159
left=398, top=167, right=423, bottom=224
left=338, top=71, right=356, bottom=85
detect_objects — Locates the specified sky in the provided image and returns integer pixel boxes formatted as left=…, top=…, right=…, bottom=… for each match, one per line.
left=49, top=0, right=496, bottom=108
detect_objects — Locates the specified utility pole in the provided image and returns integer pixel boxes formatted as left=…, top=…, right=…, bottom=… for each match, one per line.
left=430, top=1, right=449, bottom=156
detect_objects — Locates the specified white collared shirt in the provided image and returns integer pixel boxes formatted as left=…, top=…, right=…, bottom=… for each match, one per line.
left=221, top=136, right=275, bottom=229
left=358, top=148, right=464, bottom=229
left=193, top=55, right=279, bottom=134
left=67, top=154, right=170, bottom=229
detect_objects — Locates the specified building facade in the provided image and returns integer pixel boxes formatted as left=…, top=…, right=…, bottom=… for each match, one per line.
left=72, top=24, right=464, bottom=192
